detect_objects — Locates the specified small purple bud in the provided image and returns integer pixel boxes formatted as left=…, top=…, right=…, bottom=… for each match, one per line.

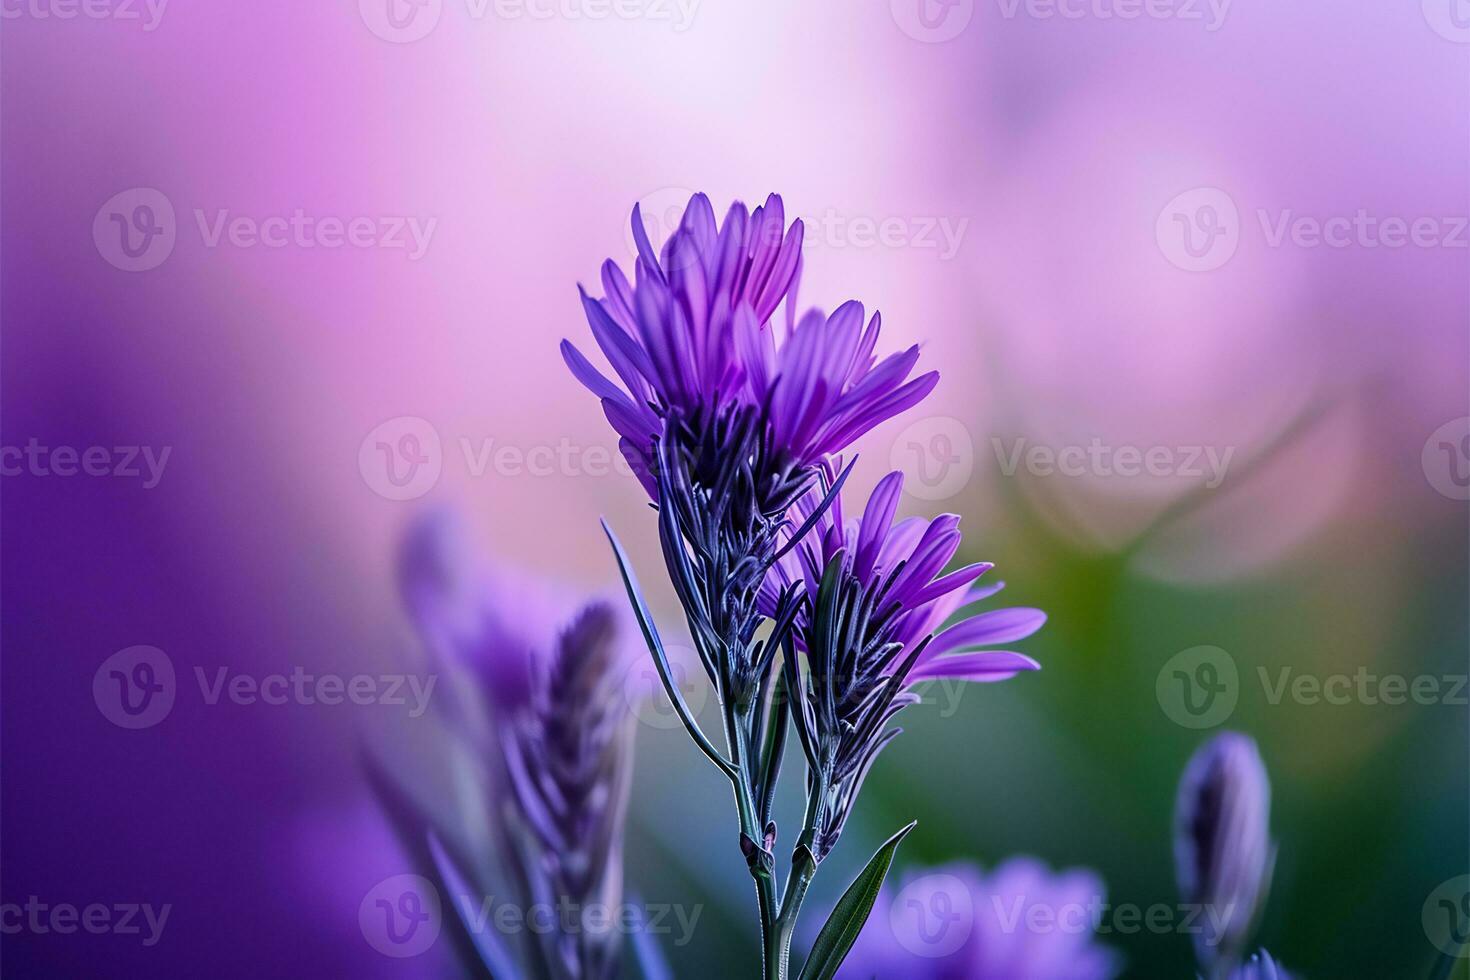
left=1174, top=732, right=1275, bottom=973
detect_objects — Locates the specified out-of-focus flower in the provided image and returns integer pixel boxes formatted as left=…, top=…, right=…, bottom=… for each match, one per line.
left=393, top=509, right=639, bottom=979
left=772, top=468, right=1042, bottom=859
left=561, top=192, right=937, bottom=500
left=833, top=858, right=1120, bottom=980
left=1174, top=732, right=1275, bottom=976
left=1226, top=949, right=1293, bottom=980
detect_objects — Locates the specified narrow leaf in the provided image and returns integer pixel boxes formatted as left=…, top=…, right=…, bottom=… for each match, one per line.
left=798, top=821, right=917, bottom=980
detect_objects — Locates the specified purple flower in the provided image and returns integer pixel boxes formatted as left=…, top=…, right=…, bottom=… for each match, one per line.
left=1174, top=732, right=1275, bottom=975
left=561, top=192, right=937, bottom=499
left=771, top=468, right=1042, bottom=858
left=833, top=858, right=1121, bottom=980
left=395, top=510, right=639, bottom=979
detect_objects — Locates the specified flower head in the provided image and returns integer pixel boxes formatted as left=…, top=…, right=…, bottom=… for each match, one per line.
left=561, top=192, right=937, bottom=500
left=772, top=468, right=1042, bottom=858
left=833, top=858, right=1121, bottom=980
left=1175, top=731, right=1275, bottom=973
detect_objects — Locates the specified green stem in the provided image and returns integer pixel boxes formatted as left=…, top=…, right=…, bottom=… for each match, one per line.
left=725, top=698, right=780, bottom=977
left=769, top=769, right=829, bottom=979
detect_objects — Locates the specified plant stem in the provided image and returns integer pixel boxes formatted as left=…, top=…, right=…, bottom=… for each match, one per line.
left=725, top=699, right=780, bottom=977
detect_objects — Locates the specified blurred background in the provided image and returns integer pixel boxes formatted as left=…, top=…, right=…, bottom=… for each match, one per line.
left=3, top=0, right=1467, bottom=975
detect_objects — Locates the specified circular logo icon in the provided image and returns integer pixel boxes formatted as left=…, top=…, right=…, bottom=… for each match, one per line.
left=93, top=188, right=176, bottom=272
left=359, top=0, right=442, bottom=43
left=1156, top=187, right=1240, bottom=272
left=359, top=417, right=442, bottom=501
left=891, top=416, right=974, bottom=501
left=1423, top=0, right=1470, bottom=43
left=360, top=874, right=442, bottom=957
left=624, top=187, right=700, bottom=271
left=1422, top=417, right=1470, bottom=501
left=622, top=641, right=710, bottom=731
left=890, top=873, right=974, bottom=958
left=1423, top=875, right=1470, bottom=958
left=890, top=0, right=974, bottom=42
left=1156, top=645, right=1238, bottom=729
left=93, top=645, right=176, bottom=729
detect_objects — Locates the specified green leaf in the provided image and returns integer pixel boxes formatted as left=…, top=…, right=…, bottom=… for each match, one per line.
left=797, top=820, right=917, bottom=980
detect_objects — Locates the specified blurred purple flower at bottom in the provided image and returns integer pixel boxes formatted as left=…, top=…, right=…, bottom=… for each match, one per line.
left=1226, top=949, right=1292, bottom=980
left=833, top=858, right=1121, bottom=980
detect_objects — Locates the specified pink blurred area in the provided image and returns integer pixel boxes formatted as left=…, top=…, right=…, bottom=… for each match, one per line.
left=9, top=0, right=1466, bottom=595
